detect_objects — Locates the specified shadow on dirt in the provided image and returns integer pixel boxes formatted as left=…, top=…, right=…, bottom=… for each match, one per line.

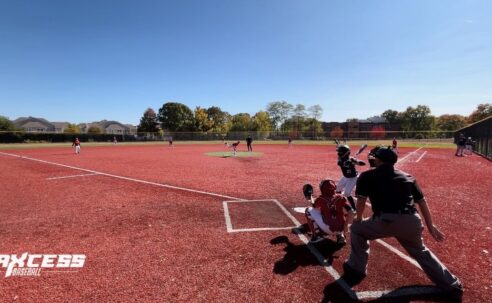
left=270, top=227, right=345, bottom=275
left=322, top=280, right=461, bottom=303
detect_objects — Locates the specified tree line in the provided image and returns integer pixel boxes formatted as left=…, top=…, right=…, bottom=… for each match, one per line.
left=0, top=102, right=490, bottom=135
left=137, top=101, right=491, bottom=135
left=137, top=101, right=325, bottom=134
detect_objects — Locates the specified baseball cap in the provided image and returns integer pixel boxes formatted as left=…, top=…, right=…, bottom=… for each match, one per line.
left=374, top=147, right=398, bottom=164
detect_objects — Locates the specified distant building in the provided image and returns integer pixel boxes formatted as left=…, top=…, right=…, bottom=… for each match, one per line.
left=13, top=116, right=136, bottom=134
left=78, top=120, right=136, bottom=135
left=322, top=120, right=402, bottom=139
left=14, top=117, right=69, bottom=133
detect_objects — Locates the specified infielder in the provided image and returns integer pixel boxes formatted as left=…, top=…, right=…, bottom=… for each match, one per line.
left=72, top=137, right=81, bottom=154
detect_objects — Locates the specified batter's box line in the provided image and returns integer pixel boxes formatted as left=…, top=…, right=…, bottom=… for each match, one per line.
left=223, top=199, right=298, bottom=233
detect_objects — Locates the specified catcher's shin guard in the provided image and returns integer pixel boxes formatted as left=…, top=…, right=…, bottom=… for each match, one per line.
left=305, top=209, right=319, bottom=236
left=347, top=196, right=356, bottom=210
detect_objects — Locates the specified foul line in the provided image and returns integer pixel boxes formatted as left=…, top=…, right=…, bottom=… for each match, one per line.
left=47, top=173, right=99, bottom=180
left=0, top=151, right=243, bottom=201
left=416, top=151, right=427, bottom=162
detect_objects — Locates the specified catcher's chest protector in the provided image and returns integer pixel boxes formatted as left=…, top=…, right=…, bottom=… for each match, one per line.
left=320, top=196, right=346, bottom=232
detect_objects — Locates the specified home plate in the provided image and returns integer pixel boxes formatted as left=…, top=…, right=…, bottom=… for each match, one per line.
left=293, top=207, right=308, bottom=213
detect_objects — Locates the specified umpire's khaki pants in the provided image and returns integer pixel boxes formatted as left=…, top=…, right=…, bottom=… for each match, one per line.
left=346, top=213, right=461, bottom=290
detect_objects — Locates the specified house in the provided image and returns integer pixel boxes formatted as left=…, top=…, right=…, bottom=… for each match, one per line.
left=13, top=116, right=136, bottom=134
left=14, top=117, right=55, bottom=133
left=79, top=120, right=135, bottom=134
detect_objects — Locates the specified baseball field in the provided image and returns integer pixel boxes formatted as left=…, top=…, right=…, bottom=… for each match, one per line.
left=0, top=142, right=490, bottom=302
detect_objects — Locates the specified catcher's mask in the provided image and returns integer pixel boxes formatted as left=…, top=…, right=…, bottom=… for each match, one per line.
left=319, top=179, right=336, bottom=197
left=337, top=144, right=350, bottom=158
left=302, top=183, right=314, bottom=199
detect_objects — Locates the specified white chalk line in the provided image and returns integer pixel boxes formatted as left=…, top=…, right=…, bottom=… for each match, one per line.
left=0, top=151, right=243, bottom=201
left=416, top=151, right=427, bottom=162
left=47, top=173, right=99, bottom=180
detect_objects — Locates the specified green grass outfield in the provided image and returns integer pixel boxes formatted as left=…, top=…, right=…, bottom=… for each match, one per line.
left=0, top=139, right=455, bottom=150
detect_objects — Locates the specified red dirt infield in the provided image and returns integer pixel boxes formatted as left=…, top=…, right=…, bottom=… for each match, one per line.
left=0, top=143, right=490, bottom=302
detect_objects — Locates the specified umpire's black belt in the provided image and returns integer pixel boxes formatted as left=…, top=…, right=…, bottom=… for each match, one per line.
left=374, top=209, right=417, bottom=216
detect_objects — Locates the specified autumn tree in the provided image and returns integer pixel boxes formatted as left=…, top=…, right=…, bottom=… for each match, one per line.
left=157, top=102, right=195, bottom=131
left=436, top=114, right=467, bottom=131
left=229, top=113, right=253, bottom=131
left=194, top=107, right=213, bottom=132
left=381, top=109, right=402, bottom=124
left=207, top=106, right=230, bottom=133
left=266, top=101, right=293, bottom=130
left=64, top=123, right=80, bottom=134
left=252, top=111, right=272, bottom=132
left=0, top=116, right=17, bottom=131
left=468, top=103, right=492, bottom=124
left=330, top=126, right=344, bottom=138
left=138, top=108, right=159, bottom=133
left=87, top=126, right=102, bottom=134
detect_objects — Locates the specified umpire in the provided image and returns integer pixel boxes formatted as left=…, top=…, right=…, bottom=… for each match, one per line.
left=343, top=146, right=463, bottom=300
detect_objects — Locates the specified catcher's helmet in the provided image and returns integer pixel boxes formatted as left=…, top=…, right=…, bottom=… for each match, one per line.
left=369, top=146, right=397, bottom=166
left=337, top=145, right=350, bottom=158
left=319, top=179, right=336, bottom=197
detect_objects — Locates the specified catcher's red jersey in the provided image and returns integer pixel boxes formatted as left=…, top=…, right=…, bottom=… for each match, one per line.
left=314, top=194, right=350, bottom=232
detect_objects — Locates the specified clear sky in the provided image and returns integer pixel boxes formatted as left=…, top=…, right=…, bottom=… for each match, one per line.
left=1, top=0, right=491, bottom=125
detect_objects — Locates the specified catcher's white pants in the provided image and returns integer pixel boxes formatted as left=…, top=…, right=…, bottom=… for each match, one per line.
left=75, top=146, right=81, bottom=154
left=336, top=176, right=357, bottom=197
left=306, top=207, right=336, bottom=235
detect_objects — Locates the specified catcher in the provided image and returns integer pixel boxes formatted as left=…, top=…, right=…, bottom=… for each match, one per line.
left=336, top=144, right=366, bottom=210
left=303, top=179, right=354, bottom=244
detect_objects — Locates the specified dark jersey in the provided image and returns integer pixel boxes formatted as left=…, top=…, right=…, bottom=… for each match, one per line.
left=337, top=156, right=358, bottom=178
left=355, top=164, right=423, bottom=215
left=246, top=137, right=252, bottom=145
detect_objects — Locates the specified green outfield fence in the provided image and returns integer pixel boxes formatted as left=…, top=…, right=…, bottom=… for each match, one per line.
left=455, top=116, right=492, bottom=160
left=0, top=130, right=456, bottom=144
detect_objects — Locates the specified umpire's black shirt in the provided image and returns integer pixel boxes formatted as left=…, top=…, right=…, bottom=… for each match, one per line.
left=355, top=164, right=423, bottom=215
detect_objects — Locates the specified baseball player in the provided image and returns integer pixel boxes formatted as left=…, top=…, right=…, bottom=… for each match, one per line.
left=465, top=137, right=473, bottom=155
left=246, top=135, right=253, bottom=152
left=455, top=133, right=466, bottom=156
left=72, top=137, right=81, bottom=154
left=304, top=179, right=354, bottom=244
left=168, top=136, right=174, bottom=148
left=392, top=137, right=398, bottom=154
left=336, top=145, right=366, bottom=210
left=225, top=141, right=240, bottom=156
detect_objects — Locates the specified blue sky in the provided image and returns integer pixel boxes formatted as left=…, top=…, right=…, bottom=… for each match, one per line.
left=1, top=0, right=491, bottom=124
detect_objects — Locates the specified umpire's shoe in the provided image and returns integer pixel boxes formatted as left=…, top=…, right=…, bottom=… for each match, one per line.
left=341, top=262, right=366, bottom=287
left=444, top=284, right=464, bottom=303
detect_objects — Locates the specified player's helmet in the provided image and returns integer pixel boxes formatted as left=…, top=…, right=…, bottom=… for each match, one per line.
left=337, top=145, right=350, bottom=158
left=369, top=146, right=397, bottom=166
left=319, top=179, right=336, bottom=197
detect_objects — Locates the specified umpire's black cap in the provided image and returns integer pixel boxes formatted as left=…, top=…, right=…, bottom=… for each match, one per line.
left=375, top=147, right=398, bottom=164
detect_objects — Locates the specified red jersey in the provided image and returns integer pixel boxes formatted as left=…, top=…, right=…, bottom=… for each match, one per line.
left=392, top=139, right=397, bottom=148
left=314, top=194, right=351, bottom=232
left=73, top=139, right=80, bottom=146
